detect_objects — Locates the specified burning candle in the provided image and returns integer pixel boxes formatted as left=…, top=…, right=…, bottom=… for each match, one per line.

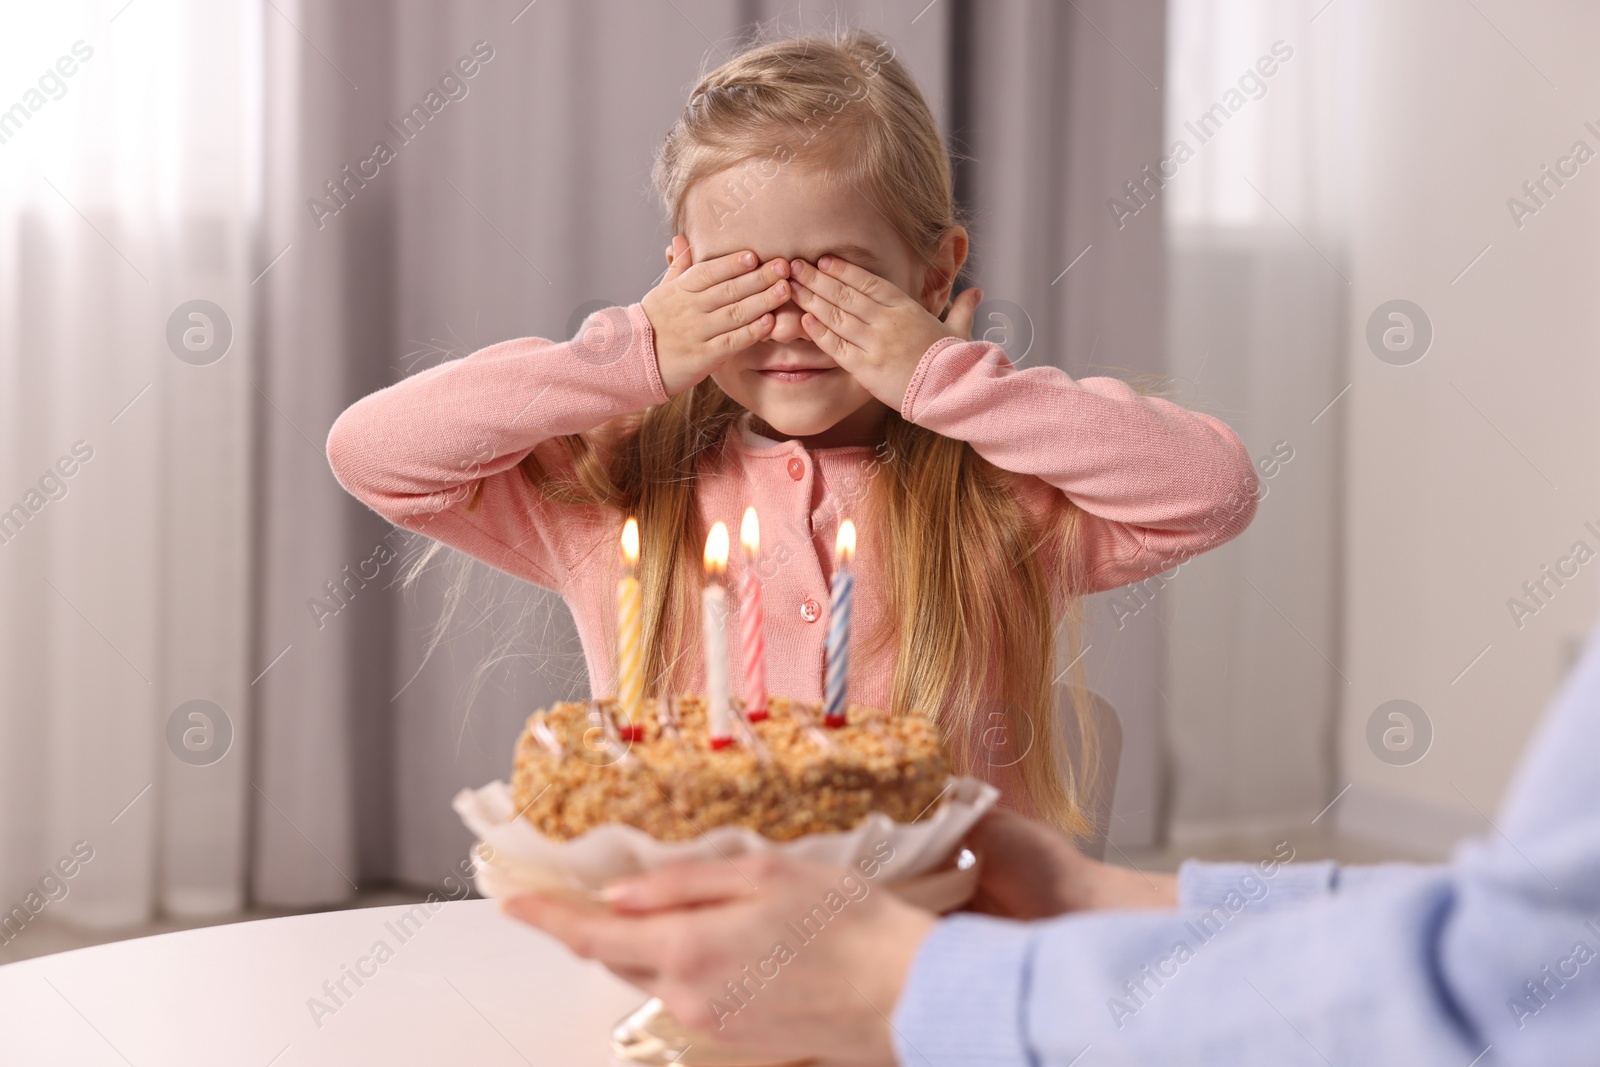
left=703, top=521, right=733, bottom=749
left=615, top=517, right=644, bottom=742
left=823, top=519, right=855, bottom=727
left=739, top=506, right=768, bottom=722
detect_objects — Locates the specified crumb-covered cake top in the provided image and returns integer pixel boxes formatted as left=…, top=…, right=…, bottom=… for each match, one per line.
left=510, top=694, right=950, bottom=842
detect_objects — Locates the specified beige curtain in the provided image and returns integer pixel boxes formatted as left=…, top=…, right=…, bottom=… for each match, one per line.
left=0, top=0, right=256, bottom=933
left=1160, top=0, right=1346, bottom=843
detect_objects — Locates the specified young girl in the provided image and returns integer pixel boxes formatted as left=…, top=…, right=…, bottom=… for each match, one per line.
left=326, top=30, right=1259, bottom=841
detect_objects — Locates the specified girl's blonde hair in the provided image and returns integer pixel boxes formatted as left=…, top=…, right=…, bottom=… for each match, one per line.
left=415, top=27, right=1100, bottom=840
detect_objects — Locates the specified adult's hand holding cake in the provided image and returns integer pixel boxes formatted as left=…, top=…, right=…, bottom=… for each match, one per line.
left=506, top=848, right=934, bottom=1067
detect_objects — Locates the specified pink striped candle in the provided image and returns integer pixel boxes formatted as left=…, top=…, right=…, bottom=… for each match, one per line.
left=739, top=506, right=768, bottom=722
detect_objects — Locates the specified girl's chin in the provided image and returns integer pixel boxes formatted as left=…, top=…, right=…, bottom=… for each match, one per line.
left=732, top=396, right=850, bottom=438
left=747, top=412, right=841, bottom=438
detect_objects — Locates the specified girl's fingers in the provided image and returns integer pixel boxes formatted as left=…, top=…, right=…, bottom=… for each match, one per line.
left=702, top=257, right=789, bottom=309
left=708, top=310, right=776, bottom=357
left=716, top=277, right=791, bottom=330
left=680, top=248, right=761, bottom=294
left=697, top=278, right=786, bottom=356
left=796, top=255, right=898, bottom=308
left=790, top=280, right=868, bottom=347
left=798, top=305, right=854, bottom=364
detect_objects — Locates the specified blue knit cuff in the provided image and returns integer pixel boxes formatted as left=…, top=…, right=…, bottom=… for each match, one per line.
left=892, top=913, right=1037, bottom=1067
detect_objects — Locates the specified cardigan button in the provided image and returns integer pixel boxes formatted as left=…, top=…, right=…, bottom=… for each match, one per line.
left=799, top=597, right=821, bottom=622
left=786, top=456, right=805, bottom=480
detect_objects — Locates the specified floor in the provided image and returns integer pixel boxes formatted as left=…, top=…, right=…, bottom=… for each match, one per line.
left=0, top=829, right=1424, bottom=967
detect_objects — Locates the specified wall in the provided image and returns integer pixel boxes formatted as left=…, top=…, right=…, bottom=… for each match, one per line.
left=1336, top=0, right=1600, bottom=855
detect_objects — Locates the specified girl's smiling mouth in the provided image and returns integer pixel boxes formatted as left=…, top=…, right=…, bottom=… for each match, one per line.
left=754, top=365, right=839, bottom=383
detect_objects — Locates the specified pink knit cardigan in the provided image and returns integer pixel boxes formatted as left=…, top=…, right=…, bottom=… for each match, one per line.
left=326, top=303, right=1259, bottom=811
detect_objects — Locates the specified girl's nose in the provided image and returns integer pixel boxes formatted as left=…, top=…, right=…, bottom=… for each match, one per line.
left=766, top=287, right=808, bottom=343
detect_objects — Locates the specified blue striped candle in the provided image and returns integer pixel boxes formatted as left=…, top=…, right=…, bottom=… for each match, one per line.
left=823, top=519, right=856, bottom=727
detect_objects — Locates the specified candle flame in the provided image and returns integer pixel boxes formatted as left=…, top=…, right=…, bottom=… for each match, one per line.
left=704, top=521, right=729, bottom=576
left=620, top=516, right=639, bottom=565
left=740, top=505, right=760, bottom=556
left=836, top=519, right=856, bottom=563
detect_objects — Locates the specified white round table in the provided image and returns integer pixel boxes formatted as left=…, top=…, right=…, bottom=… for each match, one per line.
left=0, top=898, right=646, bottom=1065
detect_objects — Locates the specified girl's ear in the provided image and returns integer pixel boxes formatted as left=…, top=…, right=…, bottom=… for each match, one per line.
left=919, top=226, right=970, bottom=313
left=664, top=234, right=689, bottom=269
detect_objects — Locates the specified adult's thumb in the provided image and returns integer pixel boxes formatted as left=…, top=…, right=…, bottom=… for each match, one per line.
left=603, top=857, right=753, bottom=913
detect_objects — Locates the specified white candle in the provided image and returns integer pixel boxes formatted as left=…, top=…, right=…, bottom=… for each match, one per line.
left=703, top=521, right=732, bottom=749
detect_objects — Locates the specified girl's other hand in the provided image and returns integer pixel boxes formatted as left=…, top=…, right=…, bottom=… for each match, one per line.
left=964, top=808, right=1178, bottom=919
left=786, top=254, right=984, bottom=411
left=641, top=235, right=793, bottom=396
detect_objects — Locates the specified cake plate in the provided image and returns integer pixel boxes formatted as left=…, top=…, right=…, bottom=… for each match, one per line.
left=608, top=847, right=980, bottom=1067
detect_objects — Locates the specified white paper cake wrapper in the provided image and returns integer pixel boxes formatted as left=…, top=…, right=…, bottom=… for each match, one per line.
left=452, top=774, right=998, bottom=902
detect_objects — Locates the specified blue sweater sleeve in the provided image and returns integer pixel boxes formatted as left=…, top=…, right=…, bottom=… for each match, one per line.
left=1176, top=857, right=1435, bottom=913
left=893, top=617, right=1600, bottom=1066
left=1175, top=858, right=1339, bottom=912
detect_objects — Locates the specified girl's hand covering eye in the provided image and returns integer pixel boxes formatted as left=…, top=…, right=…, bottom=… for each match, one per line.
left=786, top=254, right=984, bottom=411
left=641, top=235, right=793, bottom=396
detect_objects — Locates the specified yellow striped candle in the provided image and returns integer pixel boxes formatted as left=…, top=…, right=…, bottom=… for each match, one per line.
left=615, top=517, right=644, bottom=742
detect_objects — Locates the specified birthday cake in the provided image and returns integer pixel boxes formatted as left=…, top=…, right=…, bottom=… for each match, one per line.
left=509, top=695, right=950, bottom=842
